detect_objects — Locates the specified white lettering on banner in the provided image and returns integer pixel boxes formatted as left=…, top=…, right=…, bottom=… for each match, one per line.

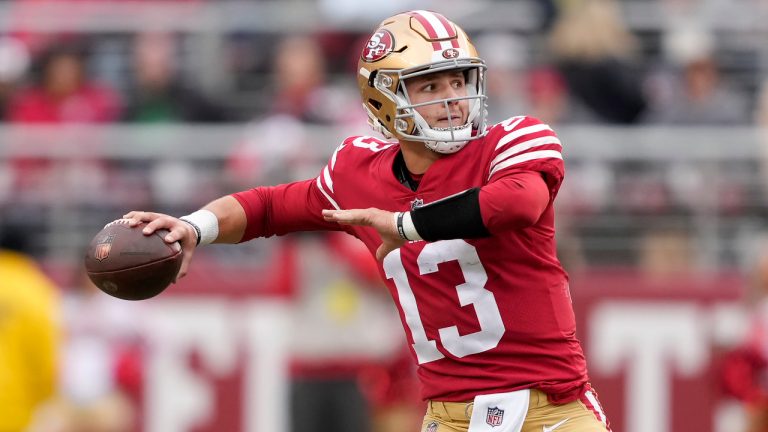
left=142, top=299, right=291, bottom=432
left=589, top=302, right=708, bottom=432
left=242, top=303, right=291, bottom=432
left=122, top=293, right=747, bottom=432
left=714, top=399, right=748, bottom=432
left=709, top=303, right=750, bottom=346
left=144, top=299, right=239, bottom=432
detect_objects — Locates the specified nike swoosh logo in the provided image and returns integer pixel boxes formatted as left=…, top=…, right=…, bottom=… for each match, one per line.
left=542, top=417, right=569, bottom=432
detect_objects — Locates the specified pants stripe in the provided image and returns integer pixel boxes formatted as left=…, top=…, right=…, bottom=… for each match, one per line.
left=581, top=389, right=611, bottom=431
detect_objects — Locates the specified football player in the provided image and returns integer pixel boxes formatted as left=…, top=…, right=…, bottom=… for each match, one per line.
left=124, top=10, right=611, bottom=432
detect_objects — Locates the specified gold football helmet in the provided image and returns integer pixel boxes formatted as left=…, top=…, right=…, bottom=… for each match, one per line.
left=357, top=10, right=488, bottom=154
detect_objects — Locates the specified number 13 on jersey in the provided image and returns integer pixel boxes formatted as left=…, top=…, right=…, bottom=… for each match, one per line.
left=383, top=240, right=506, bottom=364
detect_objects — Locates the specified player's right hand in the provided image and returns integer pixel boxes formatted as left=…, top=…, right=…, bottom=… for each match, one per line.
left=322, top=208, right=405, bottom=260
left=123, top=211, right=198, bottom=281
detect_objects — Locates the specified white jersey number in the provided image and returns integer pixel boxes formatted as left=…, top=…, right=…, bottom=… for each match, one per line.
left=383, top=240, right=505, bottom=364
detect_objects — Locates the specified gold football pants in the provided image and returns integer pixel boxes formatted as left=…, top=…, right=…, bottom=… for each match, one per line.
left=420, top=388, right=610, bottom=432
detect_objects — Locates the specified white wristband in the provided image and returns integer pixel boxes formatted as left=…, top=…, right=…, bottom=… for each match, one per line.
left=180, top=209, right=219, bottom=245
left=401, top=211, right=423, bottom=241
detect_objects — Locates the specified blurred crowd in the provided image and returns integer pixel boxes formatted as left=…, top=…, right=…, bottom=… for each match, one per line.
left=0, top=0, right=767, bottom=264
left=3, top=0, right=768, bottom=431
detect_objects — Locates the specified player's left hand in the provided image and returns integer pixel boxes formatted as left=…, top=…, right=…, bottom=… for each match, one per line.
left=322, top=208, right=405, bottom=260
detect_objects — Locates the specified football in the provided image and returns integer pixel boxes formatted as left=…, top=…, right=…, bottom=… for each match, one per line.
left=84, top=219, right=183, bottom=300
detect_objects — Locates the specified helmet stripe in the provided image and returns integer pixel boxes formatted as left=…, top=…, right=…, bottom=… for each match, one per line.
left=409, top=10, right=461, bottom=51
left=432, top=13, right=457, bottom=37
left=432, top=12, right=461, bottom=48
left=408, top=11, right=441, bottom=50
left=411, top=10, right=454, bottom=38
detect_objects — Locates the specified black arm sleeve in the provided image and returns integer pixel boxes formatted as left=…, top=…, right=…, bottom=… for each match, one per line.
left=410, top=188, right=490, bottom=241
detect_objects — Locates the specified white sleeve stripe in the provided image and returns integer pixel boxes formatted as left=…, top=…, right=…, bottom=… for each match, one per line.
left=489, top=136, right=562, bottom=169
left=330, top=143, right=345, bottom=169
left=316, top=176, right=341, bottom=210
left=330, top=149, right=339, bottom=170
left=323, top=166, right=334, bottom=193
left=488, top=150, right=563, bottom=179
left=494, top=123, right=554, bottom=150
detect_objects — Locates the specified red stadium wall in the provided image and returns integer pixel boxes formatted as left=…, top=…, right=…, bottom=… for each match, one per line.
left=570, top=269, right=745, bottom=432
left=58, top=264, right=745, bottom=432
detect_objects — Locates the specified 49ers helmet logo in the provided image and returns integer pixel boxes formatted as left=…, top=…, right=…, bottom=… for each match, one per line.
left=442, top=48, right=460, bottom=59
left=362, top=29, right=395, bottom=62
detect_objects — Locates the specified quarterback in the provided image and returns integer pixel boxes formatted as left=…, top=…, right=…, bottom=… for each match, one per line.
left=124, top=10, right=611, bottom=432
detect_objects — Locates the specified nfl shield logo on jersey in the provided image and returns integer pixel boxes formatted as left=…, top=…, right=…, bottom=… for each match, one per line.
left=425, top=421, right=439, bottom=432
left=411, top=198, right=424, bottom=209
left=486, top=407, right=504, bottom=427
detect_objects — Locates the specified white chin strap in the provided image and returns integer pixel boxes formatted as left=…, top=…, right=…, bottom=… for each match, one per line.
left=412, top=113, right=472, bottom=154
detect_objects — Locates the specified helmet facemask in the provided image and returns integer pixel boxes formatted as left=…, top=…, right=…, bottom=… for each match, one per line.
left=373, top=59, right=488, bottom=154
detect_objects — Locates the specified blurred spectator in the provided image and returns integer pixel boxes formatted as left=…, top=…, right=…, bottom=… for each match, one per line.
left=228, top=35, right=336, bottom=187
left=638, top=226, right=694, bottom=277
left=271, top=35, right=328, bottom=123
left=547, top=0, right=647, bottom=124
left=7, top=43, right=121, bottom=123
left=0, top=224, right=60, bottom=432
left=123, top=32, right=228, bottom=123
left=759, top=79, right=768, bottom=127
left=0, top=36, right=31, bottom=203
left=756, top=77, right=768, bottom=197
left=644, top=25, right=750, bottom=125
left=473, top=32, right=571, bottom=127
left=0, top=36, right=31, bottom=120
left=227, top=114, right=322, bottom=188
left=473, top=30, right=573, bottom=126
left=123, top=31, right=229, bottom=213
left=474, top=32, right=530, bottom=124
left=526, top=66, right=570, bottom=126
left=721, top=240, right=768, bottom=432
left=533, top=0, right=560, bottom=32
left=5, top=42, right=119, bottom=204
left=268, top=35, right=359, bottom=126
left=228, top=34, right=363, bottom=188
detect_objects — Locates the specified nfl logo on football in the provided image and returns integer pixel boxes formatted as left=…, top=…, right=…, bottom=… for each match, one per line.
left=94, top=234, right=115, bottom=261
left=486, top=407, right=504, bottom=427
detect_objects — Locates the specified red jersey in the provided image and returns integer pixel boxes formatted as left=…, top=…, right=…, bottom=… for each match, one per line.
left=233, top=116, right=588, bottom=402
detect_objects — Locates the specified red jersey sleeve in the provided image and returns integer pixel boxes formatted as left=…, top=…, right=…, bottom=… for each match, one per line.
left=485, top=116, right=565, bottom=197
left=314, top=140, right=348, bottom=210
left=233, top=138, right=367, bottom=241
left=232, top=179, right=341, bottom=242
left=479, top=171, right=551, bottom=234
